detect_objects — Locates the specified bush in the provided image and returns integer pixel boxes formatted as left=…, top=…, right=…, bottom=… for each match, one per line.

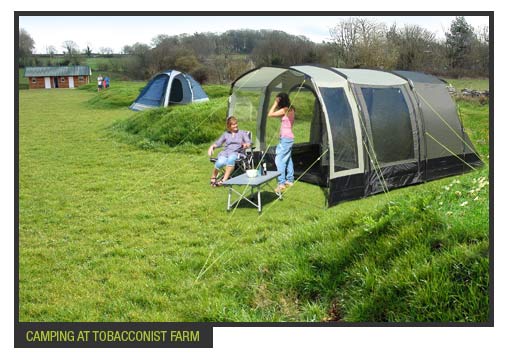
left=191, top=67, right=208, bottom=84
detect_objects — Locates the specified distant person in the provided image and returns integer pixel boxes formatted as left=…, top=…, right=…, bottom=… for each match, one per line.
left=208, top=116, right=251, bottom=187
left=104, top=76, right=110, bottom=89
left=268, top=92, right=295, bottom=193
left=97, top=74, right=103, bottom=92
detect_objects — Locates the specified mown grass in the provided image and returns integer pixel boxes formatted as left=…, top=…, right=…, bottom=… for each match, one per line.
left=18, top=82, right=489, bottom=322
left=444, top=78, right=490, bottom=91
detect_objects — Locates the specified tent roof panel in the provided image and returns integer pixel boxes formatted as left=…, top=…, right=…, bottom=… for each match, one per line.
left=232, top=67, right=302, bottom=90
left=292, top=65, right=348, bottom=87
left=334, top=68, right=407, bottom=86
left=392, top=70, right=445, bottom=85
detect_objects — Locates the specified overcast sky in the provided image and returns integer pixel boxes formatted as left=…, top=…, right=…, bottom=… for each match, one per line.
left=19, top=15, right=490, bottom=54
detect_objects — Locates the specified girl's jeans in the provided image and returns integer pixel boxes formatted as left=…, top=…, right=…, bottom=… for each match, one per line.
left=275, top=138, right=294, bottom=185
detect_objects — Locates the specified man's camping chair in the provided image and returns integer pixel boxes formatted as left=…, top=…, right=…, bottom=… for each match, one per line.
left=210, top=131, right=255, bottom=182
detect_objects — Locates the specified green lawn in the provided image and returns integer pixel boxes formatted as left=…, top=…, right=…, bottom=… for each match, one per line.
left=444, top=78, right=490, bottom=91
left=18, top=86, right=489, bottom=322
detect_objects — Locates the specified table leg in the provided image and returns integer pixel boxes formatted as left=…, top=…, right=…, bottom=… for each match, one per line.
left=227, top=187, right=232, bottom=211
left=257, top=188, right=261, bottom=212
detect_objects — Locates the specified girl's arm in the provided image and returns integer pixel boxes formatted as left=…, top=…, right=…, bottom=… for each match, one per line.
left=268, top=98, right=287, bottom=117
left=208, top=143, right=217, bottom=156
left=208, top=133, right=225, bottom=156
left=242, top=132, right=251, bottom=149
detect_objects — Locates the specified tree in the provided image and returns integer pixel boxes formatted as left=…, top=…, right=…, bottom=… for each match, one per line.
left=62, top=40, right=82, bottom=65
left=121, top=42, right=151, bottom=79
left=445, top=16, right=475, bottom=72
left=62, top=40, right=79, bottom=55
left=251, top=30, right=320, bottom=67
left=387, top=24, right=438, bottom=72
left=45, top=45, right=56, bottom=57
left=99, top=47, right=114, bottom=57
left=174, top=54, right=200, bottom=73
left=84, top=44, right=93, bottom=57
left=329, top=18, right=396, bottom=69
left=182, top=32, right=217, bottom=60
left=469, top=25, right=490, bottom=77
left=19, top=28, right=35, bottom=67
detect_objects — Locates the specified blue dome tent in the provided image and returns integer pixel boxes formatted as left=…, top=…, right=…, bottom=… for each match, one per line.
left=130, top=70, right=208, bottom=111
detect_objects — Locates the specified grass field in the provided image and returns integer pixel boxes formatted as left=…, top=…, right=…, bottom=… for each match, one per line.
left=18, top=82, right=490, bottom=322
left=445, top=78, right=490, bottom=91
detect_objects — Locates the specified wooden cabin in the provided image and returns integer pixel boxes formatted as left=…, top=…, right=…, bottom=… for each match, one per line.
left=24, top=66, right=91, bottom=89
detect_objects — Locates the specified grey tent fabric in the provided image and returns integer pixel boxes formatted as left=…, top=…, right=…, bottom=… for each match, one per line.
left=229, top=65, right=483, bottom=207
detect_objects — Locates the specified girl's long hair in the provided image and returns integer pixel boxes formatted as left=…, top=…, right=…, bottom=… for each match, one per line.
left=276, top=92, right=291, bottom=110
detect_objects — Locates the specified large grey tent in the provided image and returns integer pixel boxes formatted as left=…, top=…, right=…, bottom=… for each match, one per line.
left=228, top=65, right=483, bottom=207
left=130, top=70, right=208, bottom=111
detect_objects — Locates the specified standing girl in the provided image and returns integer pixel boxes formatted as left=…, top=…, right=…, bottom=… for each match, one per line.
left=268, top=92, right=295, bottom=193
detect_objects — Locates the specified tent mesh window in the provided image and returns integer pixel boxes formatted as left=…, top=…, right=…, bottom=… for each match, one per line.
left=229, top=89, right=262, bottom=146
left=361, top=87, right=414, bottom=164
left=320, top=87, right=358, bottom=171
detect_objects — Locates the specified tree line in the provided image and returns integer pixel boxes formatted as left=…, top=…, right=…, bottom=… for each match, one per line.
left=19, top=17, right=489, bottom=83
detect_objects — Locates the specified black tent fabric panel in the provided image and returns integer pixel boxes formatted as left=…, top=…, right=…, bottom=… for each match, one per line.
left=425, top=154, right=483, bottom=181
left=329, top=174, right=365, bottom=206
left=465, top=152, right=484, bottom=169
left=365, top=161, right=423, bottom=196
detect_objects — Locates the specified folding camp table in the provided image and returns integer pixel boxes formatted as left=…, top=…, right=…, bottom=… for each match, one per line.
left=223, top=171, right=281, bottom=212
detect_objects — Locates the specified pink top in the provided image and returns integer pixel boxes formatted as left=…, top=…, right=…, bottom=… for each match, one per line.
left=280, top=110, right=295, bottom=139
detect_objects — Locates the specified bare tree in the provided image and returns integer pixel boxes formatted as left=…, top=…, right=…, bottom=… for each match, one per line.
left=62, top=40, right=79, bottom=55
left=99, top=47, right=114, bottom=56
left=329, top=19, right=359, bottom=67
left=84, top=44, right=93, bottom=57
left=387, top=24, right=438, bottom=71
left=45, top=45, right=56, bottom=57
left=330, top=17, right=395, bottom=69
left=61, top=40, right=82, bottom=65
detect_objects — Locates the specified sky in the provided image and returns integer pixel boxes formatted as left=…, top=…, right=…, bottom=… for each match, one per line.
left=19, top=15, right=490, bottom=54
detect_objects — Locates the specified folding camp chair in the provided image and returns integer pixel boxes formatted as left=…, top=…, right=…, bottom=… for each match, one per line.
left=210, top=131, right=255, bottom=182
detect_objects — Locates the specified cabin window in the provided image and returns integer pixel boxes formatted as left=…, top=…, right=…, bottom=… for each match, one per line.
left=60, top=77, right=65, bottom=82
left=78, top=76, right=84, bottom=82
left=360, top=87, right=414, bottom=164
left=31, top=78, right=36, bottom=83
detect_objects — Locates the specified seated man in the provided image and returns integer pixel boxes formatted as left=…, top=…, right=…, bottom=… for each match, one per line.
left=208, top=116, right=251, bottom=187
